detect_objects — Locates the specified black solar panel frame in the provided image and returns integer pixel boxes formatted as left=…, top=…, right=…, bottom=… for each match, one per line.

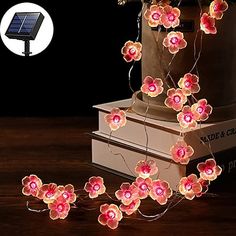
left=5, top=12, right=44, bottom=40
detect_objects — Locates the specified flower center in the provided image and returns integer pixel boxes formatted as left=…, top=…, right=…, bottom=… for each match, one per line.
left=148, top=83, right=156, bottom=92
left=113, top=115, right=121, bottom=124
left=197, top=106, right=204, bottom=114
left=205, top=167, right=213, bottom=175
left=213, top=3, right=222, bottom=12
left=185, top=183, right=192, bottom=191
left=152, top=12, right=160, bottom=20
left=30, top=181, right=37, bottom=189
left=173, top=95, right=181, bottom=103
left=57, top=204, right=64, bottom=212
left=177, top=148, right=185, bottom=158
left=184, top=114, right=192, bottom=123
left=63, top=192, right=69, bottom=199
left=156, top=187, right=164, bottom=196
left=93, top=183, right=100, bottom=191
left=129, top=202, right=135, bottom=209
left=107, top=210, right=116, bottom=219
left=124, top=191, right=132, bottom=199
left=46, top=191, right=54, bottom=198
left=129, top=47, right=136, bottom=56
left=184, top=80, right=191, bottom=88
left=140, top=183, right=148, bottom=191
left=170, top=36, right=179, bottom=45
left=141, top=165, right=151, bottom=174
left=168, top=13, right=175, bottom=22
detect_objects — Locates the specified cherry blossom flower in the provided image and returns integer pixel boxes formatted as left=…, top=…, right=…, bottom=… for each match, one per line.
left=37, top=183, right=60, bottom=204
left=133, top=177, right=153, bottom=199
left=178, top=73, right=200, bottom=96
left=144, top=5, right=163, bottom=27
left=149, top=179, right=172, bottom=205
left=84, top=176, right=106, bottom=199
left=163, top=31, right=187, bottom=54
left=179, top=174, right=202, bottom=200
left=135, top=159, right=158, bottom=179
left=161, top=5, right=180, bottom=29
left=98, top=204, right=123, bottom=230
left=177, top=105, right=198, bottom=129
left=170, top=140, right=194, bottom=165
left=197, top=158, right=222, bottom=181
left=200, top=13, right=217, bottom=34
left=104, top=108, right=127, bottom=131
left=210, top=0, right=228, bottom=20
left=48, top=196, right=70, bottom=220
left=119, top=199, right=141, bottom=215
left=115, top=183, right=139, bottom=205
left=22, top=174, right=43, bottom=197
left=141, top=76, right=164, bottom=97
left=191, top=99, right=213, bottom=121
left=121, top=40, right=142, bottom=62
left=58, top=184, right=77, bottom=203
left=196, top=178, right=210, bottom=197
left=164, top=88, right=187, bottom=111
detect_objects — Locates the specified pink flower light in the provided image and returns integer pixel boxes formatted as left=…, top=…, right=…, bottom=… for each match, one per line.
left=37, top=183, right=60, bottom=204
left=196, top=178, right=210, bottom=197
left=141, top=76, right=164, bottom=97
left=115, top=183, right=139, bottom=206
left=200, top=13, right=217, bottom=34
left=161, top=5, right=180, bottom=29
left=98, top=204, right=123, bottom=229
left=149, top=179, right=172, bottom=205
left=179, top=174, right=202, bottom=200
left=197, top=158, right=222, bottom=181
left=104, top=108, right=127, bottom=131
left=210, top=0, right=228, bottom=20
left=177, top=105, right=198, bottom=129
left=178, top=73, right=200, bottom=96
left=58, top=184, right=77, bottom=203
left=191, top=99, right=213, bottom=122
left=164, top=88, right=187, bottom=111
left=84, top=176, right=106, bottom=199
left=121, top=40, right=142, bottom=62
left=133, top=177, right=153, bottom=199
left=170, top=140, right=194, bottom=165
left=135, top=159, right=158, bottom=179
left=163, top=31, right=187, bottom=54
left=119, top=199, right=141, bottom=215
left=22, top=174, right=43, bottom=197
left=144, top=5, right=163, bottom=27
left=48, top=197, right=70, bottom=220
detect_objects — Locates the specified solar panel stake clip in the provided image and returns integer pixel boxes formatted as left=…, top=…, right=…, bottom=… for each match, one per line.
left=23, top=40, right=32, bottom=57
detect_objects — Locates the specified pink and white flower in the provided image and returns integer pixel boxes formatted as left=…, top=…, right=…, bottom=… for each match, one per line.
left=57, top=184, right=77, bottom=203
left=37, top=183, right=60, bottom=204
left=191, top=99, right=213, bottom=122
left=163, top=31, right=187, bottom=54
left=197, top=158, right=222, bottom=181
left=170, top=140, right=194, bottom=165
left=141, top=76, right=164, bottom=97
left=84, top=176, right=106, bottom=199
left=144, top=5, right=163, bottom=27
left=104, top=108, right=127, bottom=131
left=178, top=73, right=200, bottom=96
left=22, top=174, right=42, bottom=197
left=135, top=159, right=158, bottom=179
left=161, top=5, right=180, bottom=29
left=149, top=179, right=172, bottom=205
left=121, top=40, right=142, bottom=62
left=200, top=13, right=217, bottom=34
left=98, top=204, right=123, bottom=229
left=177, top=105, right=198, bottom=129
left=210, top=0, right=228, bottom=20
left=164, top=88, right=187, bottom=111
left=179, top=174, right=202, bottom=200
left=133, top=177, right=153, bottom=199
left=119, top=199, right=141, bottom=215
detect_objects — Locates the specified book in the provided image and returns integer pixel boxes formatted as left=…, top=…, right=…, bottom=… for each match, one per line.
left=91, top=130, right=236, bottom=191
left=93, top=99, right=236, bottom=160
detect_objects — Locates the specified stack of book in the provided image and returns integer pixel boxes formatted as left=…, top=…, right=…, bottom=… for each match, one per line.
left=91, top=99, right=236, bottom=191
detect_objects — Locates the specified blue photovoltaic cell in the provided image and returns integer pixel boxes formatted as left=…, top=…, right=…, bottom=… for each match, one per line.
left=7, top=13, right=39, bottom=34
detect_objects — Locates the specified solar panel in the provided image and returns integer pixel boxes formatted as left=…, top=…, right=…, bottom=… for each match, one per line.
left=5, top=12, right=44, bottom=40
